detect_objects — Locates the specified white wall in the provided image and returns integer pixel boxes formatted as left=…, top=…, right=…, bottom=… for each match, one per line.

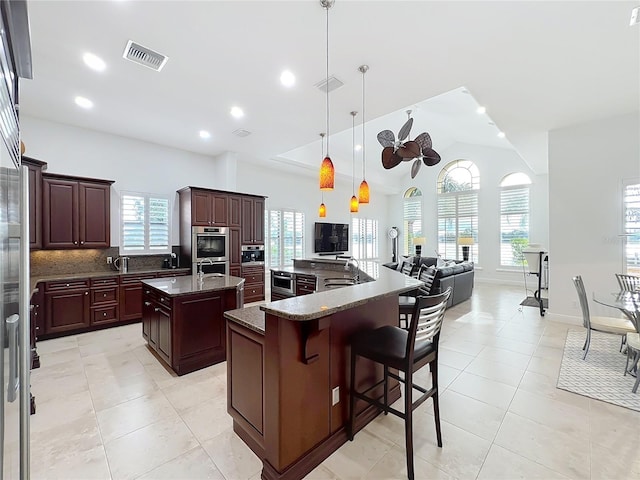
left=388, top=142, right=549, bottom=286
left=548, top=112, right=640, bottom=319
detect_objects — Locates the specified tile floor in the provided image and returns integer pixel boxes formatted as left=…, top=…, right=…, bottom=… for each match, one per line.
left=29, top=283, right=640, bottom=479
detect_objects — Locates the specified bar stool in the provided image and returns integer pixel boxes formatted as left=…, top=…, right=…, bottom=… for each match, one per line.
left=348, top=288, right=451, bottom=480
left=398, top=264, right=436, bottom=328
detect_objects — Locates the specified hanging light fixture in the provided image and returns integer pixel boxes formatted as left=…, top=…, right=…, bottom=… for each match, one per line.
left=350, top=111, right=359, bottom=213
left=319, top=0, right=335, bottom=190
left=358, top=64, right=370, bottom=204
left=318, top=133, right=327, bottom=217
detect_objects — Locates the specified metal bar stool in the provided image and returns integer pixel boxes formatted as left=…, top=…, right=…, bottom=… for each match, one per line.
left=348, top=288, right=451, bottom=480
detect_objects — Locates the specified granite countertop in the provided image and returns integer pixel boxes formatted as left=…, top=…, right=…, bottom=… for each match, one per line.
left=142, top=274, right=244, bottom=297
left=224, top=305, right=265, bottom=334
left=272, top=260, right=380, bottom=290
left=262, top=261, right=422, bottom=321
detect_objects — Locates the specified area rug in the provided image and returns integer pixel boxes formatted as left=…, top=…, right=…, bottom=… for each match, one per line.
left=557, top=330, right=640, bottom=412
left=519, top=296, right=548, bottom=308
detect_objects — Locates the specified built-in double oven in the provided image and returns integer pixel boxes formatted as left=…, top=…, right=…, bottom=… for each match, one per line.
left=192, top=226, right=229, bottom=275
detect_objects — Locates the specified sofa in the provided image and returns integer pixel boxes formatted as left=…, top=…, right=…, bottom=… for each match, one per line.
left=384, top=256, right=474, bottom=308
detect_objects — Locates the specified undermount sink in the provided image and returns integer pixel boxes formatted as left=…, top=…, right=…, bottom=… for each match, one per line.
left=323, top=277, right=357, bottom=286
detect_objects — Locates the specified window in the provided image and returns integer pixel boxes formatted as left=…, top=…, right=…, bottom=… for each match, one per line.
left=120, top=192, right=171, bottom=255
left=624, top=180, right=640, bottom=275
left=403, top=187, right=422, bottom=255
left=500, top=173, right=531, bottom=266
left=352, top=218, right=379, bottom=260
left=437, top=160, right=479, bottom=261
left=266, top=209, right=305, bottom=269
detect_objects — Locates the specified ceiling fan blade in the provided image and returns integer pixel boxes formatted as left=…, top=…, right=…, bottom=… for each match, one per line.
left=398, top=117, right=413, bottom=142
left=421, top=148, right=441, bottom=166
left=396, top=141, right=421, bottom=159
left=414, top=132, right=432, bottom=151
left=382, top=146, right=403, bottom=169
left=377, top=130, right=395, bottom=148
left=410, top=158, right=422, bottom=179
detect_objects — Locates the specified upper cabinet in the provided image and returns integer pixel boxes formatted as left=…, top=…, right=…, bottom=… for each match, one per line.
left=21, top=156, right=46, bottom=249
left=192, top=190, right=228, bottom=226
left=241, top=197, right=265, bottom=245
left=42, top=173, right=114, bottom=249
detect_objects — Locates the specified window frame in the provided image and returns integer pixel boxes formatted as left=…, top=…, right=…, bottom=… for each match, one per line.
left=499, top=173, right=532, bottom=267
left=352, top=217, right=379, bottom=261
left=119, top=190, right=172, bottom=256
left=265, top=208, right=305, bottom=269
left=623, top=178, right=640, bottom=275
left=403, top=187, right=422, bottom=256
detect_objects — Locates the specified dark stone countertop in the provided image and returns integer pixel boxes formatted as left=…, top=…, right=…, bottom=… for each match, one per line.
left=142, top=274, right=244, bottom=297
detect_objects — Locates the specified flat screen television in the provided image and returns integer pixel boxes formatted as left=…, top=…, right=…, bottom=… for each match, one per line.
left=314, top=222, right=349, bottom=254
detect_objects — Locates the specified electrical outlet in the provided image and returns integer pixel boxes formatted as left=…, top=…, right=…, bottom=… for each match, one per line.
left=106, top=256, right=113, bottom=264
left=332, top=386, right=340, bottom=406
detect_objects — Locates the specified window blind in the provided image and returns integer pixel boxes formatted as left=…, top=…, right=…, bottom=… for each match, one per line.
left=500, top=186, right=529, bottom=266
left=438, top=192, right=478, bottom=261
left=403, top=198, right=422, bottom=255
left=121, top=192, right=170, bottom=255
left=266, top=209, right=304, bottom=269
left=352, top=218, right=379, bottom=260
left=624, top=182, right=640, bottom=274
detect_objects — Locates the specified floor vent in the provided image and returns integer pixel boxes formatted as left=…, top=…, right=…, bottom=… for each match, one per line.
left=233, top=129, right=252, bottom=137
left=122, top=40, right=168, bottom=72
left=315, top=75, right=344, bottom=93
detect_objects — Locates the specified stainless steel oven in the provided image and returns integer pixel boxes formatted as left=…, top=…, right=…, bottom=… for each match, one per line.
left=241, top=245, right=265, bottom=266
left=271, top=270, right=295, bottom=296
left=192, top=226, right=229, bottom=263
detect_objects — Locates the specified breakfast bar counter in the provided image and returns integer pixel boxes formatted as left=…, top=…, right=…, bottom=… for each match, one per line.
left=224, top=262, right=421, bottom=480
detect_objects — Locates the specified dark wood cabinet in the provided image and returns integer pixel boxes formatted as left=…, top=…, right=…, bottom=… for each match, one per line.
left=241, top=197, right=265, bottom=244
left=228, top=195, right=242, bottom=227
left=44, top=279, right=91, bottom=334
left=30, top=287, right=44, bottom=369
left=230, top=227, right=241, bottom=267
left=22, top=157, right=46, bottom=249
left=192, top=190, right=228, bottom=226
left=296, top=274, right=316, bottom=296
left=242, top=265, right=265, bottom=303
left=90, top=276, right=119, bottom=326
left=120, top=274, right=157, bottom=322
left=42, top=173, right=113, bottom=249
left=230, top=266, right=241, bottom=278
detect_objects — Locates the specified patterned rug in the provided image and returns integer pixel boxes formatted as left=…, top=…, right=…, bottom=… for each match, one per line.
left=557, top=330, right=640, bottom=412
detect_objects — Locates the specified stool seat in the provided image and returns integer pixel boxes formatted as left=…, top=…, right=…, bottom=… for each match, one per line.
left=351, top=326, right=435, bottom=370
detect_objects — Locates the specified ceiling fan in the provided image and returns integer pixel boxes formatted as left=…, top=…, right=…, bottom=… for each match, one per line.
left=377, top=110, right=441, bottom=178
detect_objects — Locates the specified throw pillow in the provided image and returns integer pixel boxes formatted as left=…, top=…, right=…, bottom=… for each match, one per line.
left=444, top=260, right=457, bottom=267
left=436, top=257, right=445, bottom=268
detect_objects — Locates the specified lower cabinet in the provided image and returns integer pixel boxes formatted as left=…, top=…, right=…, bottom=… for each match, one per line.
left=44, top=279, right=91, bottom=335
left=121, top=274, right=157, bottom=321
left=142, top=291, right=172, bottom=365
left=242, top=266, right=264, bottom=303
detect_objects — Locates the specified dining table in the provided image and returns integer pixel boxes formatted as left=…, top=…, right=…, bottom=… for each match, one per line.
left=592, top=290, right=640, bottom=333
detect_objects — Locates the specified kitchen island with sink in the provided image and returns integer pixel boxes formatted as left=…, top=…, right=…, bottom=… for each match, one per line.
left=142, top=273, right=244, bottom=376
left=224, top=260, right=422, bottom=480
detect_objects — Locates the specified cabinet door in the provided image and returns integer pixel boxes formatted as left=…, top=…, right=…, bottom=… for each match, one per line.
left=26, top=163, right=42, bottom=249
left=142, top=297, right=155, bottom=345
left=79, top=182, right=110, bottom=248
left=157, top=306, right=172, bottom=364
left=229, top=266, right=241, bottom=278
left=253, top=198, right=265, bottom=244
left=45, top=289, right=90, bottom=334
left=192, top=191, right=212, bottom=225
left=228, top=195, right=242, bottom=227
left=42, top=177, right=78, bottom=248
left=212, top=193, right=228, bottom=225
left=241, top=197, right=254, bottom=244
left=229, top=227, right=241, bottom=266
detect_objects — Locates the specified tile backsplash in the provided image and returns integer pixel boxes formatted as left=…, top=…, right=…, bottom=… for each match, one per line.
left=30, top=246, right=182, bottom=277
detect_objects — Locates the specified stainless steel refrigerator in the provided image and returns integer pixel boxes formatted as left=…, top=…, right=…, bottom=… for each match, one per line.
left=0, top=1, right=32, bottom=478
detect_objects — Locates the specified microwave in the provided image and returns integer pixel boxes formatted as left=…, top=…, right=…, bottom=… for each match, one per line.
left=241, top=245, right=265, bottom=265
left=192, top=226, right=229, bottom=262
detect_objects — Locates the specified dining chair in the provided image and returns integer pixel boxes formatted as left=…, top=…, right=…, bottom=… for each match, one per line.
left=573, top=276, right=636, bottom=359
left=348, top=288, right=451, bottom=480
left=399, top=264, right=437, bottom=328
left=615, top=273, right=640, bottom=292
left=624, top=333, right=640, bottom=394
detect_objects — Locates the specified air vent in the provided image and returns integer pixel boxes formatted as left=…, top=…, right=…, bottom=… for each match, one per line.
left=122, top=40, right=168, bottom=72
left=315, top=75, right=344, bottom=93
left=233, top=129, right=251, bottom=138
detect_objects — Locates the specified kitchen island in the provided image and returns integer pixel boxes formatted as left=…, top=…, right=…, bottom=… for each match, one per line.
left=225, top=261, right=422, bottom=480
left=142, top=273, right=244, bottom=376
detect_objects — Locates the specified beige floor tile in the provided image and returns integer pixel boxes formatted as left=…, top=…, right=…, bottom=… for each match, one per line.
left=494, top=412, right=590, bottom=479
left=83, top=351, right=147, bottom=383
left=31, top=363, right=90, bottom=404
left=532, top=344, right=564, bottom=360
left=35, top=335, right=79, bottom=354
left=136, top=446, right=225, bottom=480
left=179, top=395, right=233, bottom=443
left=365, top=444, right=454, bottom=479
left=588, top=399, right=640, bottom=450
left=142, top=361, right=181, bottom=389
left=518, top=370, right=590, bottom=411
left=464, top=356, right=525, bottom=387
left=37, top=345, right=83, bottom=368
left=31, top=444, right=111, bottom=480
left=526, top=355, right=562, bottom=377
left=437, top=389, right=506, bottom=441
left=30, top=388, right=95, bottom=434
left=201, top=428, right=262, bottom=480
left=476, top=346, right=532, bottom=370
left=439, top=337, right=486, bottom=356
left=323, top=429, right=394, bottom=478
left=448, top=372, right=517, bottom=409
left=105, top=416, right=199, bottom=480
left=477, top=444, right=570, bottom=479
left=590, top=434, right=640, bottom=480
left=89, top=370, right=160, bottom=412
left=96, top=390, right=178, bottom=443
left=163, top=375, right=226, bottom=413
left=437, top=347, right=476, bottom=370
left=486, top=335, right=538, bottom=355
left=303, top=464, right=339, bottom=479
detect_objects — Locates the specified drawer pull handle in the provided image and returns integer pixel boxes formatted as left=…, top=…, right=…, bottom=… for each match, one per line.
left=66, top=284, right=69, bottom=287
left=103, top=293, right=107, bottom=297
left=154, top=307, right=160, bottom=312
left=144, top=302, right=151, bottom=306
left=103, top=312, right=107, bottom=317
left=85, top=291, right=88, bottom=295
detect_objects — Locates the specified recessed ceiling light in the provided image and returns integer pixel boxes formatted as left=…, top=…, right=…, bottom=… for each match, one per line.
left=82, top=52, right=106, bottom=72
left=199, top=130, right=211, bottom=139
left=355, top=144, right=362, bottom=151
left=476, top=106, right=486, bottom=114
left=74, top=96, right=93, bottom=109
left=280, top=70, right=296, bottom=87
left=497, top=131, right=506, bottom=138
left=230, top=106, right=244, bottom=118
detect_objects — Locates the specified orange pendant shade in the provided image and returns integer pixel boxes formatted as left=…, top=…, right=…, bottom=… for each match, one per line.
left=318, top=202, right=327, bottom=217
left=358, top=180, right=370, bottom=204
left=350, top=195, right=359, bottom=213
left=319, top=156, right=335, bottom=190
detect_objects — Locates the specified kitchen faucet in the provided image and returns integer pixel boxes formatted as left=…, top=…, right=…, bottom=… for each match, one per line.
left=197, top=258, right=215, bottom=279
left=344, top=256, right=360, bottom=282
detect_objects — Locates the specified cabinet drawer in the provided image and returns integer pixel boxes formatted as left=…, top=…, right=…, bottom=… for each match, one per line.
left=91, top=305, right=119, bottom=324
left=244, top=283, right=264, bottom=298
left=296, top=284, right=315, bottom=295
left=243, top=272, right=264, bottom=284
left=156, top=271, right=189, bottom=278
left=91, top=287, right=118, bottom=305
left=91, top=276, right=118, bottom=287
left=157, top=295, right=171, bottom=309
left=121, top=274, right=156, bottom=285
left=296, top=275, right=316, bottom=287
left=45, top=279, right=89, bottom=291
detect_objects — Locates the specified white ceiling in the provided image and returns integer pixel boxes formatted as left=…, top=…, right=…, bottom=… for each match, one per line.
left=20, top=1, right=640, bottom=194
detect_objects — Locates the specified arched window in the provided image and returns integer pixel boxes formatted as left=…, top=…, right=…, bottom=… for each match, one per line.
left=403, top=187, right=422, bottom=255
left=437, top=160, right=479, bottom=261
left=623, top=179, right=640, bottom=274
left=500, top=173, right=531, bottom=266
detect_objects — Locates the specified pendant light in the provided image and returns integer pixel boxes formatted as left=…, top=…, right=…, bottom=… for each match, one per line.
left=319, top=0, right=335, bottom=190
left=350, top=111, right=359, bottom=213
left=318, top=133, right=327, bottom=217
left=358, top=64, right=370, bottom=204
